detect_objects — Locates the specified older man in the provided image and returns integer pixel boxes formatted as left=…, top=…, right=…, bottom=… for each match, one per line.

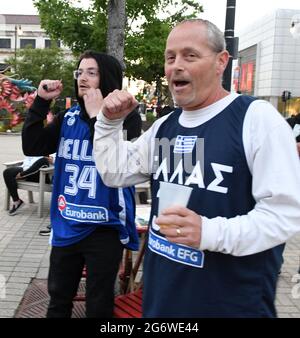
left=94, top=20, right=300, bottom=317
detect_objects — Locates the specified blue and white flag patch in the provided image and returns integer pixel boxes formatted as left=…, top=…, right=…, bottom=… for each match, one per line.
left=174, top=135, right=197, bottom=154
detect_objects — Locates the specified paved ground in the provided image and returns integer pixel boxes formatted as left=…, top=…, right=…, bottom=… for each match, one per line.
left=0, top=133, right=300, bottom=318
left=0, top=134, right=52, bottom=318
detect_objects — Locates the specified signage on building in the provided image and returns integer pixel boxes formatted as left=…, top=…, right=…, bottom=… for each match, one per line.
left=240, top=62, right=254, bottom=93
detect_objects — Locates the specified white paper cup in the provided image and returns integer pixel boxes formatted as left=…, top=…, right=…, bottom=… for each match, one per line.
left=158, top=181, right=193, bottom=216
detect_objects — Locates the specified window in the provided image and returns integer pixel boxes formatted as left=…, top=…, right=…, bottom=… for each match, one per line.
left=45, top=39, right=61, bottom=48
left=20, top=39, right=36, bottom=49
left=44, top=39, right=51, bottom=48
left=0, top=38, right=11, bottom=49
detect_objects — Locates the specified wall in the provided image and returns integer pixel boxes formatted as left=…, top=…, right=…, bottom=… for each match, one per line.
left=238, top=9, right=300, bottom=104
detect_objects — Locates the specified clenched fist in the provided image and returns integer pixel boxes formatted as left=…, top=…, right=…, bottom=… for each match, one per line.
left=38, top=80, right=63, bottom=101
left=101, top=89, right=139, bottom=120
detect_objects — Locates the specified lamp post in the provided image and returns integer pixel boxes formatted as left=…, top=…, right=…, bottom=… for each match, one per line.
left=290, top=14, right=300, bottom=39
left=14, top=25, right=22, bottom=66
left=223, top=0, right=237, bottom=92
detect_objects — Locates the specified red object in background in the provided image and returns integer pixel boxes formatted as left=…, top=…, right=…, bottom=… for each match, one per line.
left=240, top=64, right=247, bottom=91
left=233, top=66, right=240, bottom=92
left=246, top=63, right=254, bottom=92
left=240, top=63, right=254, bottom=93
left=10, top=112, right=21, bottom=126
left=25, top=92, right=37, bottom=109
left=65, top=97, right=71, bottom=109
left=0, top=74, right=37, bottom=130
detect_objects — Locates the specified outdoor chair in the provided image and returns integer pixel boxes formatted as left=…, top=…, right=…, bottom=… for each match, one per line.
left=73, top=224, right=147, bottom=318
left=3, top=160, right=54, bottom=218
left=113, top=224, right=147, bottom=318
left=113, top=288, right=143, bottom=318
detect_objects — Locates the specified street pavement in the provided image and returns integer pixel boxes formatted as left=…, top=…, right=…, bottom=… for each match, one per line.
left=0, top=133, right=300, bottom=318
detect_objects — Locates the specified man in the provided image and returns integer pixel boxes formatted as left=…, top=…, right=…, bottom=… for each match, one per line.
left=22, top=51, right=141, bottom=317
left=93, top=20, right=300, bottom=317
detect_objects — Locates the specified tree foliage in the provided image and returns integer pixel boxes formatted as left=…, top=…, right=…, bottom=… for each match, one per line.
left=33, top=0, right=203, bottom=84
left=33, top=0, right=202, bottom=69
left=125, top=19, right=170, bottom=83
left=5, top=46, right=76, bottom=102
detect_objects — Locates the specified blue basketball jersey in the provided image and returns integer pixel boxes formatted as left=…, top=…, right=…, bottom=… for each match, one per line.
left=50, top=106, right=138, bottom=250
left=143, top=96, right=284, bottom=317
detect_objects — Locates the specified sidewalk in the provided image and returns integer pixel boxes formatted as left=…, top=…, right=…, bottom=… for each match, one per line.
left=0, top=134, right=51, bottom=318
left=0, top=134, right=300, bottom=318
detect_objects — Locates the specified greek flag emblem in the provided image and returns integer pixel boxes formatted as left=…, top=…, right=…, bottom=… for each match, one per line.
left=174, top=135, right=197, bottom=153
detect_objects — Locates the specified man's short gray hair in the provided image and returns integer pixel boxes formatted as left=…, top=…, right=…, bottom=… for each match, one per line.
left=175, top=19, right=226, bottom=53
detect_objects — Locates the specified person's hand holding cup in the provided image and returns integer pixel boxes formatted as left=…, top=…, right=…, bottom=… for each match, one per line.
left=156, top=181, right=202, bottom=249
left=157, top=181, right=192, bottom=226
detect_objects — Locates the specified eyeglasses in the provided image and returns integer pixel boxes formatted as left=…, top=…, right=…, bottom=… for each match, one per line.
left=73, top=69, right=99, bottom=80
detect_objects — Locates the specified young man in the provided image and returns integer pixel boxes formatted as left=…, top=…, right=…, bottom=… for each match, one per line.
left=93, top=20, right=300, bottom=317
left=22, top=51, right=141, bottom=317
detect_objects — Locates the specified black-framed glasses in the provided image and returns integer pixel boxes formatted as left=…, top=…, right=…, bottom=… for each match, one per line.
left=73, top=69, right=99, bottom=80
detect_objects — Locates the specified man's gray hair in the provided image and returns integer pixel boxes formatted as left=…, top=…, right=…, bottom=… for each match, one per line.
left=175, top=19, right=226, bottom=53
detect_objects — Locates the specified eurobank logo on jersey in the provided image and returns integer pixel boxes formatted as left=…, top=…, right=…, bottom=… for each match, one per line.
left=58, top=195, right=108, bottom=223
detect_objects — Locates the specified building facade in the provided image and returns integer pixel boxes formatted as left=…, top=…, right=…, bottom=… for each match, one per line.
left=0, top=14, right=70, bottom=71
left=236, top=9, right=300, bottom=117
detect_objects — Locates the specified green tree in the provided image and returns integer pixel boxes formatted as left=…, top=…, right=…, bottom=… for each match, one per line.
left=33, top=0, right=202, bottom=63
left=124, top=19, right=169, bottom=104
left=33, top=0, right=202, bottom=82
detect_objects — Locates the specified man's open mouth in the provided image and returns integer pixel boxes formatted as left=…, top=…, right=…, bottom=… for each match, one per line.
left=173, top=80, right=189, bottom=88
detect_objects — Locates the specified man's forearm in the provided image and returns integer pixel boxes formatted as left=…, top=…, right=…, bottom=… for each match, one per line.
left=94, top=112, right=151, bottom=187
left=22, top=96, right=62, bottom=156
